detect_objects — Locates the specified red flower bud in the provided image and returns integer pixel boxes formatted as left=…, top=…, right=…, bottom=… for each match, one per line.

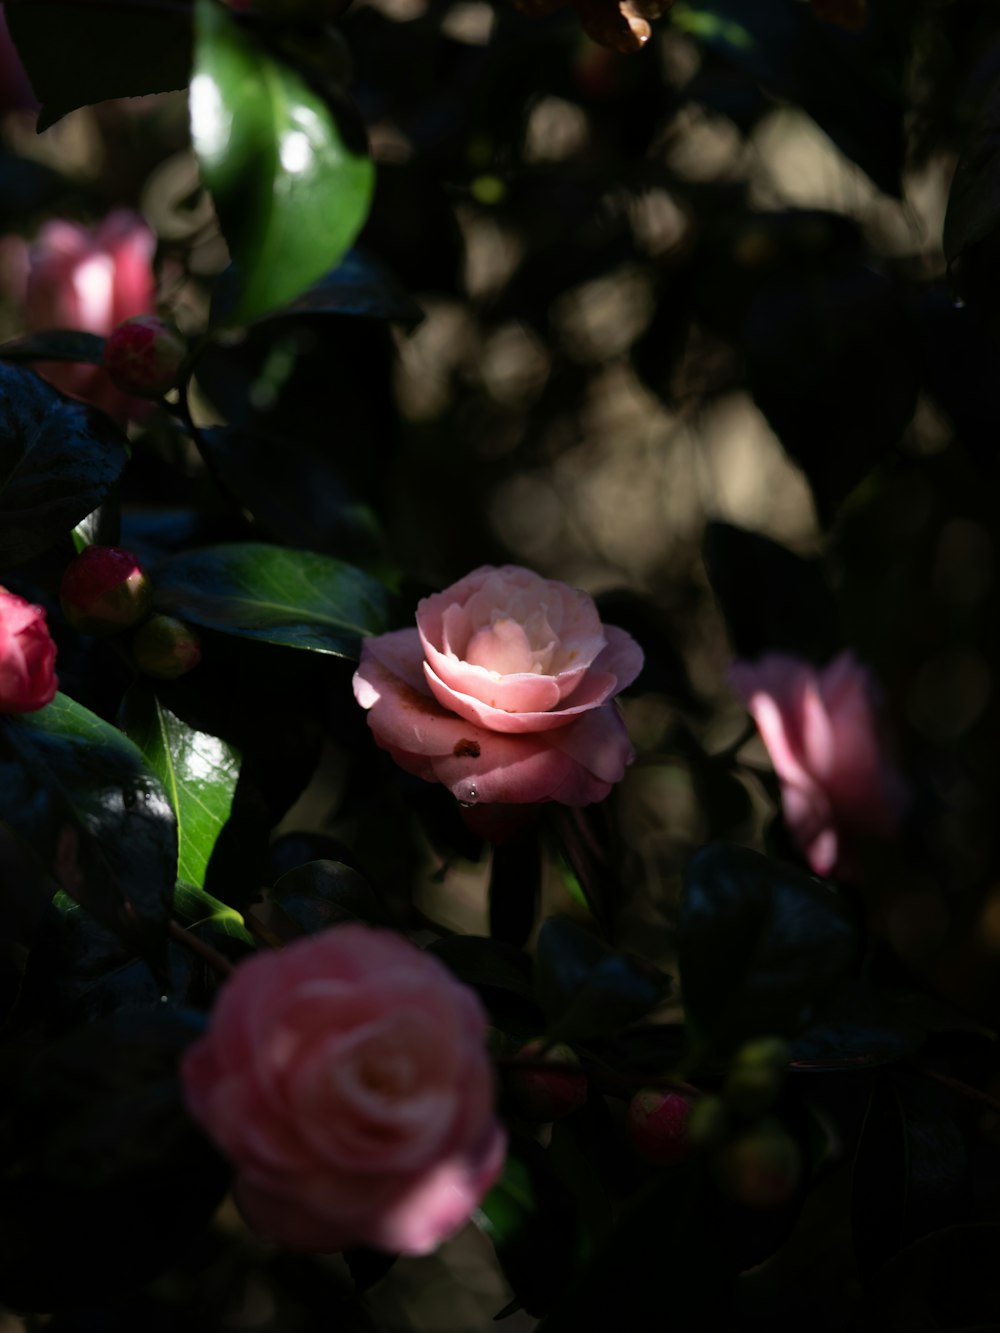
left=0, top=587, right=57, bottom=714
left=507, top=1041, right=588, bottom=1121
left=102, top=315, right=187, bottom=399
left=626, top=1087, right=698, bottom=1166
left=132, top=615, right=202, bottom=679
left=60, top=546, right=152, bottom=635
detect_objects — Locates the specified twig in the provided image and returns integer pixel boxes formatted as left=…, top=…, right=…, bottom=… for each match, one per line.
left=168, top=918, right=234, bottom=978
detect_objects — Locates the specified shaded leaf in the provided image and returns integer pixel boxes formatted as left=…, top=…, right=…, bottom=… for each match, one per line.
left=852, top=1074, right=909, bottom=1282
left=254, top=248, right=423, bottom=325
left=0, top=330, right=106, bottom=366
left=173, top=880, right=253, bottom=945
left=152, top=542, right=390, bottom=656
left=269, top=859, right=392, bottom=935
left=191, top=0, right=374, bottom=324
left=537, top=915, right=670, bottom=1043
left=7, top=0, right=193, bottom=131
left=790, top=980, right=926, bottom=1072
left=704, top=521, right=839, bottom=663
left=121, top=684, right=241, bottom=890
left=479, top=1138, right=580, bottom=1317
left=678, top=843, right=856, bottom=1055
left=0, top=1009, right=228, bottom=1310
left=0, top=360, right=129, bottom=570
left=0, top=694, right=176, bottom=973
left=489, top=830, right=542, bottom=948
left=198, top=426, right=387, bottom=564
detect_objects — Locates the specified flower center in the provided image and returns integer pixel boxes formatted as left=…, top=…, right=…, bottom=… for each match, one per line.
left=464, top=610, right=557, bottom=677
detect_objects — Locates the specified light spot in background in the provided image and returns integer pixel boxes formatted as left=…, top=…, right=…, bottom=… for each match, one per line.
left=552, top=265, right=653, bottom=363
left=479, top=322, right=549, bottom=408
left=279, top=130, right=312, bottom=175
left=524, top=96, right=590, bottom=164
left=441, top=1, right=495, bottom=45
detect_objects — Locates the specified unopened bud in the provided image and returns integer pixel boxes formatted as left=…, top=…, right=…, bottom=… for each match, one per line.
left=132, top=614, right=202, bottom=679
left=712, top=1119, right=801, bottom=1208
left=102, top=316, right=187, bottom=399
left=60, top=546, right=153, bottom=635
left=507, top=1041, right=588, bottom=1121
left=723, top=1039, right=790, bottom=1118
left=626, top=1086, right=697, bottom=1166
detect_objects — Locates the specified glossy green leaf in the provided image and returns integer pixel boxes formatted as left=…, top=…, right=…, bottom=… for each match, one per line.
left=191, top=0, right=374, bottom=324
left=121, top=685, right=241, bottom=890
left=7, top=1, right=193, bottom=131
left=0, top=330, right=106, bottom=366
left=0, top=694, right=176, bottom=972
left=536, top=916, right=671, bottom=1043
left=152, top=542, right=390, bottom=656
left=0, top=360, right=129, bottom=570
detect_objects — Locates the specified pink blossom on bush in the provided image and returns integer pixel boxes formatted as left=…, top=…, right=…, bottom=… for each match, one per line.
left=353, top=564, right=643, bottom=806
left=730, top=651, right=907, bottom=878
left=0, top=587, right=57, bottom=714
left=20, top=211, right=156, bottom=421
left=181, top=925, right=505, bottom=1255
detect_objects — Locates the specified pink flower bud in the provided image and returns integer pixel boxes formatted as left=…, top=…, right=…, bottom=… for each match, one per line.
left=102, top=316, right=186, bottom=399
left=131, top=615, right=201, bottom=679
left=60, top=546, right=152, bottom=635
left=625, top=1087, right=697, bottom=1165
left=0, top=587, right=57, bottom=714
left=507, top=1041, right=588, bottom=1121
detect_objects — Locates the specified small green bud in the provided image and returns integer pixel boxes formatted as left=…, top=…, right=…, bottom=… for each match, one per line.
left=132, top=615, right=202, bottom=679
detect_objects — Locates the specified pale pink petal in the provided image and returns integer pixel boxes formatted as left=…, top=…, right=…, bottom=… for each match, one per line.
left=423, top=661, right=620, bottom=734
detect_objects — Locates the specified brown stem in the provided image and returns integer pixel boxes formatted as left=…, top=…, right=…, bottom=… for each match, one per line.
left=168, top=918, right=234, bottom=978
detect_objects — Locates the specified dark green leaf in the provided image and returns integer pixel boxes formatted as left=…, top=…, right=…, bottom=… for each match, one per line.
left=428, top=935, right=535, bottom=1002
left=120, top=684, right=241, bottom=890
left=0, top=360, right=129, bottom=570
left=0, top=694, right=176, bottom=972
left=191, top=0, right=374, bottom=324
left=0, top=330, right=106, bottom=366
left=479, top=1138, right=580, bottom=1317
left=536, top=916, right=670, bottom=1043
left=790, top=980, right=926, bottom=1072
left=537, top=1160, right=731, bottom=1333
left=152, top=542, right=390, bottom=656
left=851, top=1074, right=909, bottom=1282
left=678, top=843, right=856, bottom=1055
left=7, top=0, right=193, bottom=131
left=0, top=1009, right=228, bottom=1310
left=198, top=427, right=388, bottom=565
left=489, top=831, right=541, bottom=948
left=253, top=248, right=423, bottom=325
left=704, top=522, right=839, bottom=663
left=269, top=859, right=392, bottom=934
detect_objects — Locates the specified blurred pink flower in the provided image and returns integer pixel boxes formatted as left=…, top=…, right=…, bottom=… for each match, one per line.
left=353, top=564, right=643, bottom=806
left=0, top=586, right=57, bottom=714
left=19, top=211, right=156, bottom=422
left=730, top=651, right=907, bottom=878
left=182, top=924, right=505, bottom=1256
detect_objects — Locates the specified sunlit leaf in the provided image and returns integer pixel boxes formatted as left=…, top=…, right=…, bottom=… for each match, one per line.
left=121, top=685, right=240, bottom=890
left=191, top=0, right=374, bottom=323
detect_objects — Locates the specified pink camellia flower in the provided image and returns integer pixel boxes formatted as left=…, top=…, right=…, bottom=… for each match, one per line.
left=181, top=924, right=506, bottom=1255
left=20, top=211, right=156, bottom=422
left=730, top=652, right=907, bottom=878
left=0, top=587, right=58, bottom=714
left=353, top=565, right=643, bottom=806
